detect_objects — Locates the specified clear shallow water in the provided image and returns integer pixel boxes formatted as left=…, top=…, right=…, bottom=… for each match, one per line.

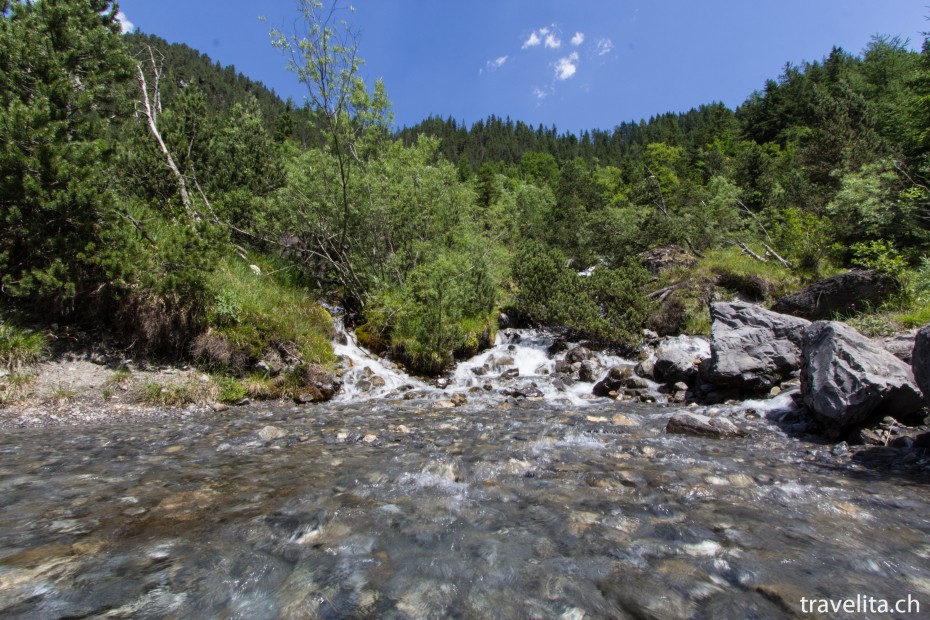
left=0, top=399, right=928, bottom=619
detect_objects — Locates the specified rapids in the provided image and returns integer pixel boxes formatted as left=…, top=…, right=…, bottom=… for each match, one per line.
left=0, top=328, right=928, bottom=618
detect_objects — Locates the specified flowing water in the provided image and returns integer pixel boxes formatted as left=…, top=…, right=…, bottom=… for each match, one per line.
left=1, top=330, right=929, bottom=618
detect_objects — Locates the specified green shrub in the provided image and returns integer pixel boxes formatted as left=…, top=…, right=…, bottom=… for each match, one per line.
left=511, top=240, right=653, bottom=351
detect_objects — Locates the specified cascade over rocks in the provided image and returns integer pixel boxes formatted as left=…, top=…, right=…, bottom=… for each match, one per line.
left=914, top=325, right=930, bottom=404
left=705, top=302, right=810, bottom=392
left=801, top=321, right=924, bottom=435
left=770, top=270, right=898, bottom=320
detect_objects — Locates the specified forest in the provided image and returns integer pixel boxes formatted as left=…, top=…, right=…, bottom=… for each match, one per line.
left=2, top=0, right=929, bottom=400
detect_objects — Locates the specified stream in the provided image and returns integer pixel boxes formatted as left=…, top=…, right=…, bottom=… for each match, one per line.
left=0, top=328, right=928, bottom=618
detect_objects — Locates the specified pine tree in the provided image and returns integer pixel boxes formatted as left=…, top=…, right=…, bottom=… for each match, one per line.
left=0, top=0, right=133, bottom=309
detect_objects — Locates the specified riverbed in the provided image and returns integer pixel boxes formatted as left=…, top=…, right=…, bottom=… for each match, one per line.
left=1, top=397, right=928, bottom=618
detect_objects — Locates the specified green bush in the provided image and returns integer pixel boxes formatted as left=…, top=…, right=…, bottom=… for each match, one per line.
left=511, top=240, right=653, bottom=351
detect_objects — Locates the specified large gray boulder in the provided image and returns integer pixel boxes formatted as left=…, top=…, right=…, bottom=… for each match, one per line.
left=801, top=321, right=924, bottom=434
left=771, top=269, right=898, bottom=320
left=913, top=325, right=930, bottom=404
left=705, top=302, right=810, bottom=391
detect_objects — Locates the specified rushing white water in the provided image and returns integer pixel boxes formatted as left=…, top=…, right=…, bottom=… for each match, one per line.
left=333, top=319, right=641, bottom=405
left=331, top=319, right=431, bottom=401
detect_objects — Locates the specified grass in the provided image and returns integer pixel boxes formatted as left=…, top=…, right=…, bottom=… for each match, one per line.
left=0, top=321, right=48, bottom=370
left=0, top=371, right=36, bottom=404
left=136, top=377, right=218, bottom=407
left=197, top=253, right=335, bottom=372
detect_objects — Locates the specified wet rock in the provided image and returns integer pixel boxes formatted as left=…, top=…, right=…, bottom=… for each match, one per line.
left=705, top=302, right=810, bottom=392
left=653, top=335, right=710, bottom=386
left=913, top=324, right=930, bottom=404
left=485, top=353, right=514, bottom=371
left=554, top=359, right=572, bottom=375
left=592, top=366, right=633, bottom=397
left=666, top=412, right=747, bottom=439
left=565, top=346, right=593, bottom=364
left=801, top=321, right=924, bottom=435
left=450, top=393, right=468, bottom=406
left=771, top=269, right=898, bottom=320
left=578, top=361, right=598, bottom=382
left=635, top=355, right=656, bottom=381
left=258, top=425, right=288, bottom=442
left=507, top=385, right=544, bottom=399
left=501, top=368, right=520, bottom=379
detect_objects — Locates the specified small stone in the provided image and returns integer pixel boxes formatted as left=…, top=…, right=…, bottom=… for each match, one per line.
left=610, top=413, right=638, bottom=426
left=258, top=425, right=288, bottom=442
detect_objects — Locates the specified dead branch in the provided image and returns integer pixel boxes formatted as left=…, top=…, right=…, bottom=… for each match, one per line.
left=735, top=239, right=768, bottom=263
left=136, top=46, right=193, bottom=215
left=761, top=242, right=792, bottom=268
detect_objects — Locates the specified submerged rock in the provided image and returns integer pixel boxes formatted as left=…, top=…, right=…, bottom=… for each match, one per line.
left=666, top=412, right=747, bottom=439
left=801, top=321, right=924, bottom=435
left=705, top=302, right=810, bottom=392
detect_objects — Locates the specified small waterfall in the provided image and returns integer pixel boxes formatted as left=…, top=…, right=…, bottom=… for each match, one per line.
left=333, top=319, right=638, bottom=405
left=332, top=319, right=431, bottom=401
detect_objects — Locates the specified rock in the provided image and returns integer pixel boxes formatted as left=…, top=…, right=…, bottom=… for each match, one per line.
left=507, top=385, right=544, bottom=399
left=638, top=245, right=697, bottom=276
left=666, top=412, right=747, bottom=439
left=705, top=302, right=810, bottom=391
left=634, top=356, right=656, bottom=381
left=258, top=425, right=288, bottom=442
left=592, top=366, right=632, bottom=397
left=294, top=387, right=324, bottom=404
left=771, top=269, right=898, bottom=320
left=578, top=361, right=598, bottom=383
left=913, top=325, right=930, bottom=404
left=653, top=335, right=710, bottom=386
left=876, top=330, right=918, bottom=364
left=801, top=321, right=924, bottom=434
left=501, top=368, right=520, bottom=379
left=450, top=393, right=468, bottom=406
left=565, top=346, right=593, bottom=364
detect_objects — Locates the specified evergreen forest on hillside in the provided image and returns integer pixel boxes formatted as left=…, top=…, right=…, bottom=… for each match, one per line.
left=2, top=0, right=930, bottom=395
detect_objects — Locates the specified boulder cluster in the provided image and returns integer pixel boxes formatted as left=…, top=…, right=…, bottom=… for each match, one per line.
left=600, top=301, right=929, bottom=442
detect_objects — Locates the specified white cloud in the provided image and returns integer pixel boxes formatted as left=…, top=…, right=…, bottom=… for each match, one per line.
left=485, top=55, right=508, bottom=71
left=554, top=52, right=579, bottom=80
left=522, top=31, right=541, bottom=48
left=524, top=26, right=561, bottom=50
left=595, top=38, right=614, bottom=56
left=116, top=11, right=135, bottom=33
left=533, top=86, right=550, bottom=101
left=571, top=32, right=585, bottom=46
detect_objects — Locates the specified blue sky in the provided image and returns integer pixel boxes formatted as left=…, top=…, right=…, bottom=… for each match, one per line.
left=117, top=1, right=927, bottom=134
